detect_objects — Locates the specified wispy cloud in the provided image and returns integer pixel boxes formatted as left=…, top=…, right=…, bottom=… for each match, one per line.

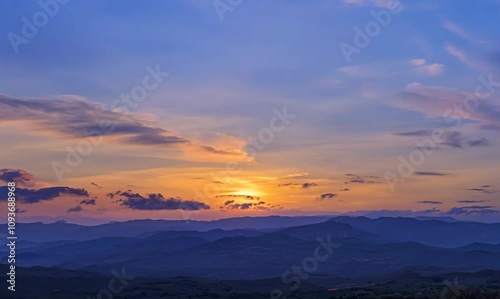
left=416, top=200, right=443, bottom=205
left=0, top=95, right=247, bottom=159
left=414, top=171, right=448, bottom=176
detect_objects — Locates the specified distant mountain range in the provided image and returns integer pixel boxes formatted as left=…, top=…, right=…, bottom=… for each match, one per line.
left=1, top=216, right=500, bottom=283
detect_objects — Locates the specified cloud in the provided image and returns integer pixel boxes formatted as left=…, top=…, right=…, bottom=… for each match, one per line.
left=0, top=186, right=89, bottom=204
left=465, top=185, right=498, bottom=194
left=447, top=206, right=498, bottom=215
left=0, top=95, right=187, bottom=145
left=456, top=200, right=488, bottom=203
left=443, top=20, right=470, bottom=40
left=344, top=174, right=381, bottom=184
left=394, top=128, right=489, bottom=149
left=337, top=65, right=377, bottom=77
left=414, top=171, right=448, bottom=176
left=225, top=203, right=254, bottom=210
left=414, top=63, right=445, bottom=76
left=115, top=190, right=210, bottom=210
left=467, top=188, right=491, bottom=193
left=67, top=206, right=83, bottom=213
left=278, top=182, right=318, bottom=189
left=393, top=130, right=432, bottom=137
left=0, top=169, right=34, bottom=186
left=215, top=194, right=261, bottom=200
left=80, top=199, right=96, bottom=206
left=343, top=0, right=392, bottom=8
left=445, top=44, right=470, bottom=65
left=287, top=173, right=310, bottom=178
left=0, top=95, right=245, bottom=158
left=465, top=186, right=499, bottom=194
left=90, top=182, right=102, bottom=188
left=416, top=208, right=441, bottom=214
left=339, top=188, right=351, bottom=192
left=301, top=183, right=318, bottom=189
left=407, top=59, right=444, bottom=76
left=416, top=200, right=443, bottom=205
left=441, top=131, right=463, bottom=148
left=318, top=193, right=337, bottom=200
left=468, top=138, right=489, bottom=147
left=222, top=201, right=277, bottom=210
left=409, top=59, right=426, bottom=66
left=200, top=145, right=243, bottom=156
left=443, top=20, right=488, bottom=45
left=395, top=83, right=500, bottom=131
left=444, top=43, right=488, bottom=70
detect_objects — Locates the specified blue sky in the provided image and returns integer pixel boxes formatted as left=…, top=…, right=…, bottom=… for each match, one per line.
left=0, top=0, right=499, bottom=223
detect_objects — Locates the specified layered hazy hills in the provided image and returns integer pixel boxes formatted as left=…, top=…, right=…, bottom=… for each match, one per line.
left=2, top=216, right=500, bottom=281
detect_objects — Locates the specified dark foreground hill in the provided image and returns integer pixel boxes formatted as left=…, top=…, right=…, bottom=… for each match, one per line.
left=1, top=265, right=499, bottom=299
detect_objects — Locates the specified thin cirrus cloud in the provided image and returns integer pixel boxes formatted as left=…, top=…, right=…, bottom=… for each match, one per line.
left=443, top=20, right=489, bottom=45
left=443, top=20, right=472, bottom=41
left=342, top=0, right=391, bottom=8
left=465, top=186, right=498, bottom=194
left=394, top=83, right=500, bottom=129
left=414, top=171, right=448, bottom=176
left=393, top=130, right=490, bottom=149
left=0, top=95, right=246, bottom=158
left=393, top=130, right=432, bottom=137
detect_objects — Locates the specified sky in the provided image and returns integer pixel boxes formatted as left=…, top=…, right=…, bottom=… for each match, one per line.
left=0, top=0, right=499, bottom=224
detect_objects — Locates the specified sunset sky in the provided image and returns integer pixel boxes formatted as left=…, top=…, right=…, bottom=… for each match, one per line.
left=0, top=0, right=499, bottom=224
